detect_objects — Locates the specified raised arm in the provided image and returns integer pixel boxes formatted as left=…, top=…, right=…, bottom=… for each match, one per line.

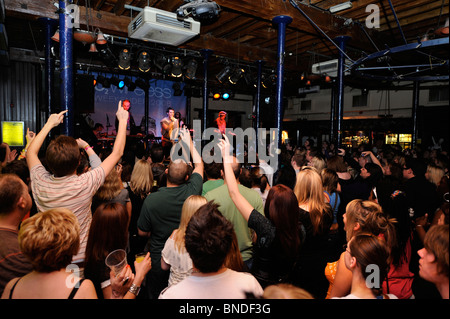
left=179, top=127, right=203, bottom=178
left=218, top=135, right=254, bottom=221
left=26, top=110, right=68, bottom=169
left=361, top=151, right=385, bottom=174
left=100, top=100, right=128, bottom=176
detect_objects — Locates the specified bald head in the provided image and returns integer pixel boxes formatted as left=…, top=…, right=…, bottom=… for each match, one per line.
left=167, top=159, right=190, bottom=185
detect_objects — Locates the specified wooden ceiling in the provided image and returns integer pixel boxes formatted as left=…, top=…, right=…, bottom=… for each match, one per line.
left=3, top=0, right=449, bottom=93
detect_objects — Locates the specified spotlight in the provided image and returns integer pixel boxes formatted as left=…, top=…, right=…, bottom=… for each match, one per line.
left=51, top=29, right=60, bottom=42
left=222, top=92, right=230, bottom=100
left=110, top=76, right=120, bottom=88
left=216, top=66, right=232, bottom=83
left=171, top=56, right=183, bottom=77
left=213, top=92, right=221, bottom=99
left=118, top=79, right=125, bottom=89
left=96, top=31, right=107, bottom=45
left=98, top=45, right=118, bottom=67
left=89, top=43, right=98, bottom=53
left=118, top=48, right=131, bottom=70
left=124, top=77, right=136, bottom=92
left=102, top=77, right=111, bottom=88
left=228, top=67, right=245, bottom=84
left=135, top=78, right=149, bottom=90
left=138, top=51, right=151, bottom=72
left=185, top=58, right=198, bottom=79
left=176, top=0, right=221, bottom=24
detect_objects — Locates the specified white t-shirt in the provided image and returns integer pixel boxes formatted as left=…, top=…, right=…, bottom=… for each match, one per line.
left=332, top=293, right=398, bottom=299
left=159, top=268, right=263, bottom=299
left=161, top=236, right=193, bottom=287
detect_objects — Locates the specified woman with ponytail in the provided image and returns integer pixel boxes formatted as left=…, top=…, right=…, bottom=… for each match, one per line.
left=332, top=233, right=397, bottom=299
left=327, top=199, right=397, bottom=298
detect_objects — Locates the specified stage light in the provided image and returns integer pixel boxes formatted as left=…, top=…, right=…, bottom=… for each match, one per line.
left=118, top=48, right=131, bottom=70
left=185, top=58, right=198, bottom=79
left=51, top=29, right=60, bottom=42
left=213, top=93, right=221, bottom=99
left=222, top=92, right=230, bottom=100
left=173, top=82, right=183, bottom=96
left=216, top=66, right=232, bottom=83
left=135, top=78, right=149, bottom=90
left=171, top=56, right=183, bottom=77
left=110, top=76, right=120, bottom=88
left=89, top=43, right=98, bottom=53
left=98, top=45, right=118, bottom=68
left=229, top=67, right=245, bottom=84
left=124, top=77, right=136, bottom=92
left=138, top=51, right=151, bottom=72
left=118, top=79, right=125, bottom=89
left=96, top=30, right=107, bottom=45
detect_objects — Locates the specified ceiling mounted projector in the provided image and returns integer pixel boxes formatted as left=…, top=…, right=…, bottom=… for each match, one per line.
left=176, top=0, right=220, bottom=24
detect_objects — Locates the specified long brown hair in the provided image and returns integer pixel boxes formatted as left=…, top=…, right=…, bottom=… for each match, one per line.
left=84, top=203, right=129, bottom=269
left=265, top=184, right=302, bottom=258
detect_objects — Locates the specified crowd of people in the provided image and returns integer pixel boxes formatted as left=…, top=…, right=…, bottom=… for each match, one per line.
left=0, top=101, right=448, bottom=300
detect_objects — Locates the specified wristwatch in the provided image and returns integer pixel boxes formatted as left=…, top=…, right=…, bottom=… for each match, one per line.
left=129, top=283, right=141, bottom=296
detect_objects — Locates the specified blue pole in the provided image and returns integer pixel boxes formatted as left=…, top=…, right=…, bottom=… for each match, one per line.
left=59, top=0, right=74, bottom=136
left=272, top=15, right=292, bottom=159
left=334, top=36, right=350, bottom=149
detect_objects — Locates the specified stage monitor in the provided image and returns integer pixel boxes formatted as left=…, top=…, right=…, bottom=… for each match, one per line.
left=1, top=121, right=24, bottom=146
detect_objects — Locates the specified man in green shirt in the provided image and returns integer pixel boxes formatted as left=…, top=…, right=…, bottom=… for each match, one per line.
left=205, top=156, right=264, bottom=269
left=138, top=128, right=203, bottom=299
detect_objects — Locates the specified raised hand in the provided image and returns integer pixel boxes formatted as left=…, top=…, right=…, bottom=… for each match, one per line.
left=116, top=100, right=129, bottom=122
left=46, top=110, right=68, bottom=128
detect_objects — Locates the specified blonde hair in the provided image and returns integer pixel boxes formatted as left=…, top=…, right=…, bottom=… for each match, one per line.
left=130, top=159, right=154, bottom=199
left=294, top=167, right=329, bottom=234
left=94, top=169, right=123, bottom=201
left=344, top=199, right=397, bottom=262
left=426, top=164, right=444, bottom=186
left=309, top=156, right=326, bottom=173
left=19, top=208, right=80, bottom=272
left=174, top=195, right=208, bottom=252
left=263, top=283, right=314, bottom=299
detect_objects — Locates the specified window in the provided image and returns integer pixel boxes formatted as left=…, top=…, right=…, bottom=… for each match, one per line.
left=429, top=87, right=449, bottom=102
left=300, top=100, right=311, bottom=111
left=352, top=94, right=368, bottom=107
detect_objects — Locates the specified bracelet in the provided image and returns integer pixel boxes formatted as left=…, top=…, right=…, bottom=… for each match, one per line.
left=84, top=145, right=93, bottom=151
left=128, top=284, right=140, bottom=296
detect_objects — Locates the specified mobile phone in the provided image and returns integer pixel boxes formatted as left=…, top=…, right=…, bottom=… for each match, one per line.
left=122, top=99, right=131, bottom=111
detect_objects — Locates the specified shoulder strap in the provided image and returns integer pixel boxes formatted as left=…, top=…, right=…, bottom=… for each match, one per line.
left=8, top=277, right=22, bottom=299
left=68, top=279, right=85, bottom=299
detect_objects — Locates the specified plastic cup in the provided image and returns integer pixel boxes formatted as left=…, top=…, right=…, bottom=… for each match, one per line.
left=105, top=249, right=127, bottom=276
left=135, top=252, right=148, bottom=263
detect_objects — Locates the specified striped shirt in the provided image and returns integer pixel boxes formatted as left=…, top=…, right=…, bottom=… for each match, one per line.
left=30, top=164, right=106, bottom=262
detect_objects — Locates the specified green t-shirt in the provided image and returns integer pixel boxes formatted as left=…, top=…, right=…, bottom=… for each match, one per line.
left=205, top=184, right=264, bottom=261
left=137, top=172, right=203, bottom=271
left=202, top=179, right=224, bottom=196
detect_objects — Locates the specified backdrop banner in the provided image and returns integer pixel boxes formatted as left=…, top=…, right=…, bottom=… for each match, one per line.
left=89, top=75, right=186, bottom=137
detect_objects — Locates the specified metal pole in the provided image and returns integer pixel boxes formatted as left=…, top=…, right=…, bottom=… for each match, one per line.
left=334, top=36, right=350, bottom=149
left=39, top=18, right=57, bottom=136
left=201, top=49, right=213, bottom=133
left=272, top=15, right=292, bottom=157
left=59, top=0, right=74, bottom=136
left=255, top=60, right=264, bottom=142
left=412, top=81, right=420, bottom=148
left=330, top=81, right=336, bottom=143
